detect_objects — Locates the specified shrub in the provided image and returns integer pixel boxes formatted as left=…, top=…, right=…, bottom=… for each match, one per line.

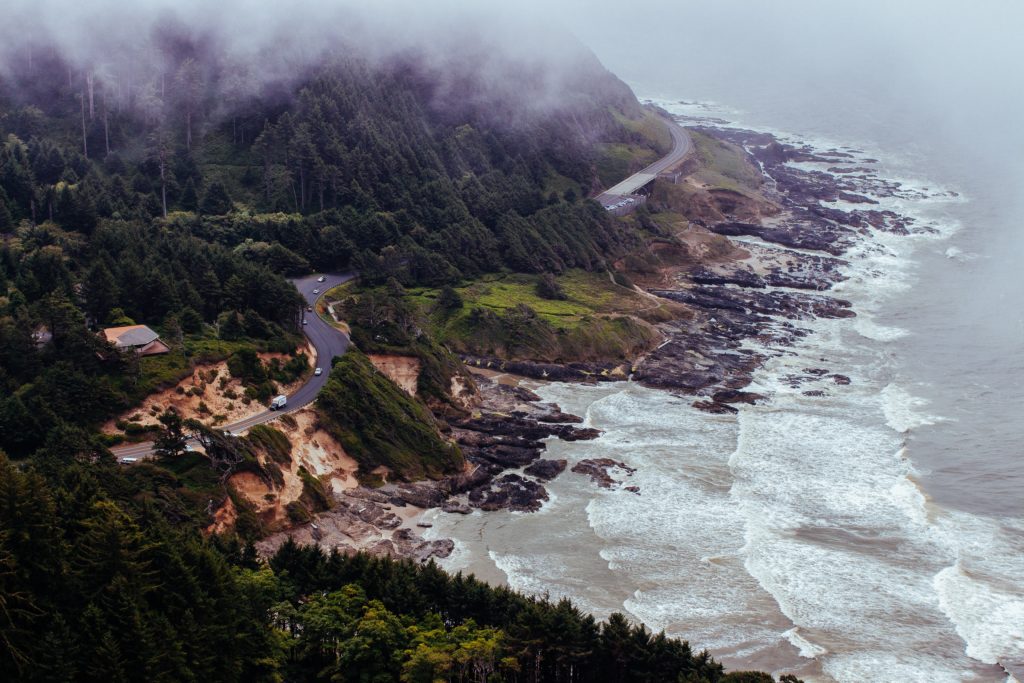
left=535, top=272, right=566, bottom=300
left=124, top=422, right=153, bottom=435
left=286, top=501, right=312, bottom=524
left=315, top=350, right=463, bottom=480
left=437, top=285, right=463, bottom=312
left=99, top=433, right=125, bottom=446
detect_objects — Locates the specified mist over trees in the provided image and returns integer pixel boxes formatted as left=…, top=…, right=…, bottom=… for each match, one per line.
left=0, top=4, right=797, bottom=682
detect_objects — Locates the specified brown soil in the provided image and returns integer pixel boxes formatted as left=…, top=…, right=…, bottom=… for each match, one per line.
left=228, top=408, right=359, bottom=529
left=367, top=354, right=421, bottom=396
left=206, top=495, right=237, bottom=535
left=103, top=345, right=313, bottom=434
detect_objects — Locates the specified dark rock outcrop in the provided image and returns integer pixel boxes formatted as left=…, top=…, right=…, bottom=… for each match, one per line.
left=523, top=459, right=567, bottom=481
left=571, top=458, right=637, bottom=489
left=469, top=474, right=549, bottom=512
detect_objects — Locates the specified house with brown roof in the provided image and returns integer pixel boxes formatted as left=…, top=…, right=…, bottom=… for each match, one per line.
left=101, top=324, right=171, bottom=356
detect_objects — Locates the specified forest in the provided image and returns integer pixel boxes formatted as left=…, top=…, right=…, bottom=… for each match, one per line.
left=0, top=16, right=791, bottom=683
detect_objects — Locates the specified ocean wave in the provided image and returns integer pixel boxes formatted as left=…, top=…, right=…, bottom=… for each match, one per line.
left=934, top=562, right=1024, bottom=666
left=431, top=94, right=1022, bottom=681
left=784, top=627, right=828, bottom=658
left=880, top=384, right=943, bottom=433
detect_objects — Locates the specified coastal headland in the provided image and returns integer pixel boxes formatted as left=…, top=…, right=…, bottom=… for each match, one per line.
left=243, top=113, right=934, bottom=560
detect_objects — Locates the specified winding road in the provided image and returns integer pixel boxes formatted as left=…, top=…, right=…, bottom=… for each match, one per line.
left=111, top=272, right=354, bottom=460
left=594, top=111, right=692, bottom=205
left=112, top=118, right=691, bottom=461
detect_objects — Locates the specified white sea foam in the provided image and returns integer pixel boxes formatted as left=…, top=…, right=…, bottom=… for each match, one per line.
left=853, top=316, right=909, bottom=342
left=945, top=246, right=981, bottom=262
left=934, top=562, right=1024, bottom=666
left=431, top=95, right=1022, bottom=682
left=730, top=353, right=997, bottom=680
left=784, top=627, right=828, bottom=658
left=881, top=384, right=942, bottom=433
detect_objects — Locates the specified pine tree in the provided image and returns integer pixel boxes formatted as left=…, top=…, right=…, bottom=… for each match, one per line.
left=154, top=409, right=188, bottom=459
left=83, top=260, right=120, bottom=324
left=179, top=177, right=199, bottom=211
left=199, top=181, right=233, bottom=215
left=0, top=192, right=13, bottom=231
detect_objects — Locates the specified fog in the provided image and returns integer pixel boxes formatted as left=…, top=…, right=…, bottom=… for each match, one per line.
left=4, top=0, right=1021, bottom=272
left=563, top=0, right=1024, bottom=176
left=0, top=0, right=616, bottom=116
left=8, top=0, right=1017, bottom=163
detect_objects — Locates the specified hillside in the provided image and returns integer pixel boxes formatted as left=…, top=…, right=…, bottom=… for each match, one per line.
left=0, top=11, right=792, bottom=683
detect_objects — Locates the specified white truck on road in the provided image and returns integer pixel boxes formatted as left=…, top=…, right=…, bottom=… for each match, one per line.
left=270, top=395, right=287, bottom=410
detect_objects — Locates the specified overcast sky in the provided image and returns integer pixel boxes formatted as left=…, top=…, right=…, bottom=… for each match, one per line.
left=4, top=0, right=1021, bottom=169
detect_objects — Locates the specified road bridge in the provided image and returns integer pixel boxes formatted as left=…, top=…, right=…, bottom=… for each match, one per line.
left=595, top=112, right=692, bottom=210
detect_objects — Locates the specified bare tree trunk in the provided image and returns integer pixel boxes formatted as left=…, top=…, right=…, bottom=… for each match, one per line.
left=155, top=132, right=169, bottom=219
left=263, top=151, right=271, bottom=202
left=80, top=91, right=88, bottom=159
left=103, top=95, right=110, bottom=156
left=186, top=111, right=192, bottom=150
left=86, top=71, right=95, bottom=120
left=159, top=159, right=167, bottom=218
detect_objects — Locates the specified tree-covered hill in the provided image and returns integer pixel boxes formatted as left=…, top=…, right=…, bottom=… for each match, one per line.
left=0, top=451, right=798, bottom=682
left=0, top=33, right=655, bottom=284
left=0, top=13, right=793, bottom=682
left=0, top=20, right=664, bottom=457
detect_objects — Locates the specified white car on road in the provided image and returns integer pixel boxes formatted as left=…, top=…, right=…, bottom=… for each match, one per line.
left=314, top=367, right=323, bottom=376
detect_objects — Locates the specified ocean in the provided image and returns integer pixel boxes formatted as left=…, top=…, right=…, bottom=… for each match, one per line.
left=426, top=3, right=1024, bottom=680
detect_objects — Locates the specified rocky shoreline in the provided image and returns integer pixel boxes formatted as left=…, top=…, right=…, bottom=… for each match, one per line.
left=262, top=122, right=933, bottom=562
left=457, top=124, right=937, bottom=413
left=256, top=373, right=607, bottom=560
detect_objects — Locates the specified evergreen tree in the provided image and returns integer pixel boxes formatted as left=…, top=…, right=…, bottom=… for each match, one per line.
left=0, top=191, right=13, bottom=231
left=219, top=311, right=246, bottom=341
left=154, top=409, right=188, bottom=459
left=199, top=182, right=233, bottom=215
left=179, top=177, right=199, bottom=211
left=437, top=285, right=463, bottom=312
left=82, top=261, right=120, bottom=324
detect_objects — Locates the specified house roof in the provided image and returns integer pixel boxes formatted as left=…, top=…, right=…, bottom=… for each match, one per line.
left=138, top=339, right=171, bottom=356
left=102, top=324, right=160, bottom=348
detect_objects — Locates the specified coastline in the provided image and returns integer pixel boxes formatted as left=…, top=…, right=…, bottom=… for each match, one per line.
left=251, top=101, right=1022, bottom=682
left=420, top=104, right=1015, bottom=682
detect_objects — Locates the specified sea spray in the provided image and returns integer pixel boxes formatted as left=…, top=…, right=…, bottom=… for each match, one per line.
left=428, top=99, right=1018, bottom=681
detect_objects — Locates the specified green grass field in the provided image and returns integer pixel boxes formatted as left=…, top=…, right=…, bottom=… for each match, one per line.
left=594, top=143, right=660, bottom=188
left=689, top=130, right=764, bottom=195
left=613, top=108, right=673, bottom=154
left=408, top=271, right=646, bottom=328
